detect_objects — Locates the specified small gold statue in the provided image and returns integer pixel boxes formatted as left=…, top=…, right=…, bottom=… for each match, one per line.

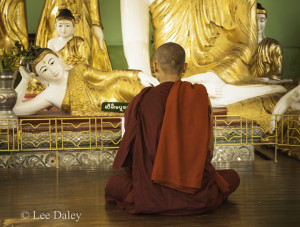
left=47, top=9, right=89, bottom=67
left=249, top=3, right=283, bottom=81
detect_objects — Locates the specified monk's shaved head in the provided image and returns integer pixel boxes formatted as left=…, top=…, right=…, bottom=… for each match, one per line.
left=154, top=42, right=186, bottom=75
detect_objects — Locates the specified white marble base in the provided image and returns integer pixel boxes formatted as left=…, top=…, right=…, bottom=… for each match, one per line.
left=0, top=144, right=254, bottom=168
left=0, top=150, right=117, bottom=169
left=212, top=145, right=255, bottom=162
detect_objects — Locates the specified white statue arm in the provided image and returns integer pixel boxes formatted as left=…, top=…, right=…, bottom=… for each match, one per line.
left=13, top=67, right=52, bottom=115
left=182, top=72, right=286, bottom=107
left=121, top=0, right=152, bottom=76
left=47, top=38, right=54, bottom=50
left=270, top=85, right=300, bottom=134
left=138, top=72, right=159, bottom=87
left=181, top=72, right=224, bottom=99
left=15, top=66, right=31, bottom=97
left=93, top=26, right=105, bottom=50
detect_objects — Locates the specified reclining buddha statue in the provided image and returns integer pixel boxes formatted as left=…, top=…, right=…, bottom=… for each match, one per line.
left=13, top=48, right=157, bottom=116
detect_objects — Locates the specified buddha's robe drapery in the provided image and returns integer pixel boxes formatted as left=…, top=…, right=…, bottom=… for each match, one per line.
left=227, top=93, right=282, bottom=131
left=150, top=0, right=257, bottom=84
left=249, top=38, right=283, bottom=80
left=57, top=36, right=89, bottom=66
left=0, top=0, right=28, bottom=52
left=105, top=81, right=240, bottom=215
left=61, top=64, right=144, bottom=116
left=35, top=0, right=111, bottom=71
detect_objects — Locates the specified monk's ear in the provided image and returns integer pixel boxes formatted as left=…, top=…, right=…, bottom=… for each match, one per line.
left=153, top=62, right=159, bottom=73
left=183, top=63, right=188, bottom=73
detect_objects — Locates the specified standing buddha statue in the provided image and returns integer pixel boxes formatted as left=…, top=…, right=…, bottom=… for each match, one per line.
left=35, top=0, right=111, bottom=71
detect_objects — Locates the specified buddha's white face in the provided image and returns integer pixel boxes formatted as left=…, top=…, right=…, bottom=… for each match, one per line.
left=35, top=54, right=64, bottom=82
left=55, top=19, right=75, bottom=38
left=257, top=14, right=267, bottom=37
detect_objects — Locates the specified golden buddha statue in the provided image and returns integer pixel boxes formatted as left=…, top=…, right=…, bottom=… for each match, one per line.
left=35, top=0, right=111, bottom=71
left=226, top=3, right=289, bottom=131
left=249, top=3, right=283, bottom=81
left=149, top=0, right=257, bottom=84
left=121, top=0, right=285, bottom=107
left=0, top=0, right=28, bottom=53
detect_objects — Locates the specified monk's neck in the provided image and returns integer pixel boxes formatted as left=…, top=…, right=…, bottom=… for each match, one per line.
left=159, top=74, right=181, bottom=83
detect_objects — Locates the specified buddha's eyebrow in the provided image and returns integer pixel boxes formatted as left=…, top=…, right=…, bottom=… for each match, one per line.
left=39, top=66, right=46, bottom=73
left=48, top=58, right=54, bottom=64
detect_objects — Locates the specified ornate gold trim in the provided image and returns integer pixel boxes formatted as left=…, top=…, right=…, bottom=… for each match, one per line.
left=257, top=9, right=267, bottom=16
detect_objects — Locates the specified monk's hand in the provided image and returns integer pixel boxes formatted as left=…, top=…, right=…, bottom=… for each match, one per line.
left=138, top=72, right=160, bottom=87
left=93, top=26, right=105, bottom=50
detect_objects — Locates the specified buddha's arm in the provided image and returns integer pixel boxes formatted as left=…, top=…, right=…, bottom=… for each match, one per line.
left=14, top=67, right=30, bottom=102
left=90, top=0, right=101, bottom=27
left=272, top=87, right=299, bottom=116
left=269, top=86, right=299, bottom=133
left=89, top=0, right=105, bottom=50
left=47, top=38, right=54, bottom=50
left=121, top=0, right=152, bottom=76
left=93, top=26, right=104, bottom=50
left=13, top=92, right=52, bottom=115
left=13, top=67, right=51, bottom=115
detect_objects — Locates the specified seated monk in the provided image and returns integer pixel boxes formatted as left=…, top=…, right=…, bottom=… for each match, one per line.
left=13, top=48, right=158, bottom=116
left=105, top=43, right=240, bottom=215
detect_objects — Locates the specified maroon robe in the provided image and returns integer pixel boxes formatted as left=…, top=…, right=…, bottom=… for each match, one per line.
left=105, top=81, right=239, bottom=215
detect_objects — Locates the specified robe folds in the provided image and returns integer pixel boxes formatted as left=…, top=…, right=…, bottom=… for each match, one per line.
left=106, top=81, right=240, bottom=215
left=61, top=64, right=144, bottom=116
left=150, top=0, right=257, bottom=84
